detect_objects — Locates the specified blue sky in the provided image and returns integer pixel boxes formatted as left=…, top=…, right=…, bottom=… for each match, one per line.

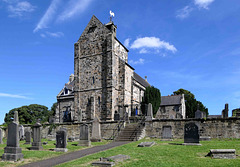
left=0, top=0, right=240, bottom=124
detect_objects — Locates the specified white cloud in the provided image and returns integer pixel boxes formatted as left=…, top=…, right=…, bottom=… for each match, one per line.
left=124, top=38, right=130, bottom=48
left=7, top=1, right=35, bottom=17
left=176, top=6, right=193, bottom=19
left=130, top=37, right=177, bottom=53
left=0, top=93, right=29, bottom=99
left=33, top=0, right=62, bottom=33
left=139, top=48, right=148, bottom=54
left=40, top=31, right=64, bottom=38
left=194, top=0, right=215, bottom=9
left=46, top=31, right=64, bottom=37
left=129, top=58, right=145, bottom=65
left=56, top=0, right=93, bottom=22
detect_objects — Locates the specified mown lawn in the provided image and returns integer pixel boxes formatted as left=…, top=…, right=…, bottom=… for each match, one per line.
left=0, top=138, right=110, bottom=167
left=56, top=138, right=240, bottom=167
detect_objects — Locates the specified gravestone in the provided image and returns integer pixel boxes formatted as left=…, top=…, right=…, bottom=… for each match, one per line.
left=24, top=131, right=31, bottom=145
left=2, top=122, right=24, bottom=161
left=29, top=121, right=43, bottom=150
left=0, top=128, right=3, bottom=144
left=19, top=125, right=25, bottom=141
left=91, top=116, right=101, bottom=142
left=54, top=129, right=68, bottom=152
left=92, top=154, right=130, bottom=167
left=14, top=111, right=19, bottom=124
left=208, top=149, right=236, bottom=159
left=78, top=124, right=91, bottom=146
left=183, top=122, right=201, bottom=145
left=195, top=110, right=203, bottom=119
left=138, top=142, right=155, bottom=147
left=162, top=126, right=172, bottom=139
left=146, top=103, right=153, bottom=121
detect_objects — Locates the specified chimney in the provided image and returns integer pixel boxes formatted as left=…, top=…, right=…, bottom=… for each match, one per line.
left=145, top=76, right=147, bottom=81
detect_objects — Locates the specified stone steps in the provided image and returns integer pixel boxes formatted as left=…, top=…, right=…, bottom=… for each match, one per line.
left=115, top=123, right=145, bottom=141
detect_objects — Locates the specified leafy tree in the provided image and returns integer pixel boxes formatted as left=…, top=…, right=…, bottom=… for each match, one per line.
left=48, top=102, right=57, bottom=121
left=4, top=104, right=50, bottom=124
left=232, top=108, right=240, bottom=117
left=141, top=86, right=161, bottom=116
left=173, top=88, right=208, bottom=118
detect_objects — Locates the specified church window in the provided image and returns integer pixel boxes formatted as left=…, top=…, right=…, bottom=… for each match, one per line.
left=87, top=26, right=97, bottom=33
left=64, top=88, right=68, bottom=95
left=98, top=96, right=100, bottom=105
left=92, top=76, right=95, bottom=84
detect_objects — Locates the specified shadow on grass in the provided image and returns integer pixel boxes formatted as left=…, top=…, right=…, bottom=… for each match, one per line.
left=168, top=143, right=183, bottom=145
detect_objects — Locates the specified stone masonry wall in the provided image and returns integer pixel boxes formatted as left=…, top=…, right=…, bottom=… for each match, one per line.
left=20, top=121, right=118, bottom=140
left=145, top=118, right=240, bottom=139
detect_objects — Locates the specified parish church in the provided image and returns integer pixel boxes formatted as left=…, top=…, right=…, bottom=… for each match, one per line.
left=54, top=15, right=150, bottom=123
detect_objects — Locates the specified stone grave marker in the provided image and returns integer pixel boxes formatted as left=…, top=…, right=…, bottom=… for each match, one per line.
left=24, top=131, right=31, bottom=145
left=138, top=142, right=155, bottom=147
left=162, top=126, right=172, bottom=140
left=91, top=116, right=101, bottom=142
left=54, top=129, right=68, bottom=152
left=183, top=122, right=201, bottom=146
left=0, top=128, right=3, bottom=144
left=146, top=103, right=153, bottom=121
left=29, top=121, right=43, bottom=150
left=19, top=125, right=25, bottom=141
left=78, top=124, right=91, bottom=146
left=92, top=154, right=130, bottom=167
left=14, top=111, right=19, bottom=124
left=2, top=122, right=23, bottom=161
left=208, top=149, right=236, bottom=159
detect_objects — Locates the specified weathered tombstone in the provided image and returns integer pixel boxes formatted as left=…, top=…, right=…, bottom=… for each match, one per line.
left=208, top=149, right=236, bottom=159
left=78, top=124, right=91, bottom=146
left=146, top=103, right=153, bottom=121
left=224, top=103, right=229, bottom=118
left=0, top=128, right=3, bottom=144
left=138, top=142, right=155, bottom=147
left=183, top=122, right=201, bottom=145
left=19, top=125, right=25, bottom=141
left=2, top=122, right=24, bottom=161
left=29, top=121, right=43, bottom=150
left=54, top=129, right=68, bottom=152
left=91, top=116, right=102, bottom=142
left=14, top=111, right=19, bottom=124
left=24, top=131, right=31, bottom=145
left=162, top=126, right=172, bottom=139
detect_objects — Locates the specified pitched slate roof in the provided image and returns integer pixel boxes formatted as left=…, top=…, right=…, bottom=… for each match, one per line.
left=133, top=72, right=151, bottom=88
left=160, top=95, right=182, bottom=106
left=65, top=80, right=74, bottom=90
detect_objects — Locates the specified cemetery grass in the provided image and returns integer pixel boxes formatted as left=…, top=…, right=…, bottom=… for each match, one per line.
left=57, top=138, right=240, bottom=167
left=0, top=138, right=109, bottom=167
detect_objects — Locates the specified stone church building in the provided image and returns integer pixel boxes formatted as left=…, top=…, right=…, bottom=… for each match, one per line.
left=54, top=15, right=150, bottom=123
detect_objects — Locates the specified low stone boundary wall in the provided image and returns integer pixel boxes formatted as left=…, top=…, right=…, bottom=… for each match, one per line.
left=21, top=121, right=119, bottom=140
left=145, top=118, right=240, bottom=139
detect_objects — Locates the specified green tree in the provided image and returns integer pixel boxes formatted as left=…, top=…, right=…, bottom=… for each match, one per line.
left=141, top=86, right=161, bottom=116
left=4, top=104, right=50, bottom=124
left=48, top=102, right=57, bottom=121
left=173, top=88, right=208, bottom=118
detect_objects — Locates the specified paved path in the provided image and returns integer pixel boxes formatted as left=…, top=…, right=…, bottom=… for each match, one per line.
left=20, top=141, right=130, bottom=167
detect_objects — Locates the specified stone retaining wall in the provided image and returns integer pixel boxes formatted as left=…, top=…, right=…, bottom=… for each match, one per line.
left=145, top=118, right=240, bottom=139
left=21, top=121, right=119, bottom=140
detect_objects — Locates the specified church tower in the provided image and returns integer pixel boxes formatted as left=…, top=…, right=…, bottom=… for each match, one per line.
left=73, top=15, right=130, bottom=122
